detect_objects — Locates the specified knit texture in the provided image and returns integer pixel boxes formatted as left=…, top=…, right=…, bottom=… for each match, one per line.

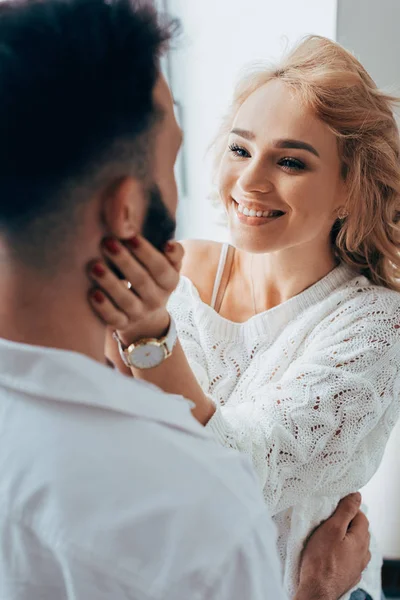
left=168, top=264, right=400, bottom=600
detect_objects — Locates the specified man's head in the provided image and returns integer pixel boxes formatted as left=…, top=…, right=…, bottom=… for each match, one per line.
left=0, top=0, right=181, bottom=270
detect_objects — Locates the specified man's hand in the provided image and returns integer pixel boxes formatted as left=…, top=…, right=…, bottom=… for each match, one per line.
left=295, top=493, right=371, bottom=600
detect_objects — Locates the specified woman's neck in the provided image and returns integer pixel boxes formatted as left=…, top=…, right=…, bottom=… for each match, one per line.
left=221, top=240, right=337, bottom=322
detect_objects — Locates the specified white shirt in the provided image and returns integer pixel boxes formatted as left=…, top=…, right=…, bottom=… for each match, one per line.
left=0, top=338, right=285, bottom=600
left=168, top=262, right=400, bottom=600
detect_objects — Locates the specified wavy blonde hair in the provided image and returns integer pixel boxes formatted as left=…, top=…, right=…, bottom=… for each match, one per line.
left=211, top=35, right=400, bottom=290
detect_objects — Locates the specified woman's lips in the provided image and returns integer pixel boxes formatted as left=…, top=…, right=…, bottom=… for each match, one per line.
left=232, top=199, right=286, bottom=226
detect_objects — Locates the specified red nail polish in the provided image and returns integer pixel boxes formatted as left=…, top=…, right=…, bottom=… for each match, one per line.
left=92, top=263, right=105, bottom=277
left=103, top=238, right=120, bottom=255
left=165, top=241, right=175, bottom=252
left=92, top=290, right=105, bottom=304
left=128, top=236, right=140, bottom=250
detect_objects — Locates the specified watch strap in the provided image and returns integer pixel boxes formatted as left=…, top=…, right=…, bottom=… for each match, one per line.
left=163, top=314, right=177, bottom=354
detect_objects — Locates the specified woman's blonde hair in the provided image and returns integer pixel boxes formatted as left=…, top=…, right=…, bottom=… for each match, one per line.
left=212, top=35, right=400, bottom=290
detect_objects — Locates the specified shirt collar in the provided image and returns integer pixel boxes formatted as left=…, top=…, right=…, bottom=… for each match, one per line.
left=0, top=337, right=203, bottom=437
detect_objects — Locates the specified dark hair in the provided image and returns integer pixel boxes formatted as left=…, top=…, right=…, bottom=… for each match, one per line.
left=0, top=0, right=175, bottom=265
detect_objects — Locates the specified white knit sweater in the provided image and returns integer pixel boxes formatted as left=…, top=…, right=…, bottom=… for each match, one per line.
left=168, top=263, right=400, bottom=600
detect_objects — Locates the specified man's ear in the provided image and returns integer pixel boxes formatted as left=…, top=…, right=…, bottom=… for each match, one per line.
left=101, top=177, right=147, bottom=239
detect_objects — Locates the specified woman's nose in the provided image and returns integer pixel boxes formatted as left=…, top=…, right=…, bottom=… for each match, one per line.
left=237, top=161, right=273, bottom=195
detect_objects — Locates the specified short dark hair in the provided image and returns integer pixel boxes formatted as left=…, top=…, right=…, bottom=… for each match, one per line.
left=0, top=0, right=175, bottom=266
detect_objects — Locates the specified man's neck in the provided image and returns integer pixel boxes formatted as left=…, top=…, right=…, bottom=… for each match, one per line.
left=0, top=261, right=106, bottom=364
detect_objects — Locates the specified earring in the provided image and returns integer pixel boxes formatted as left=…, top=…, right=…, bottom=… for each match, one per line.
left=337, top=207, right=349, bottom=220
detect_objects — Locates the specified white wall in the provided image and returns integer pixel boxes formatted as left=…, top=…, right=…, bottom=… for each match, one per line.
left=361, top=422, right=400, bottom=559
left=168, top=0, right=337, bottom=241
left=337, top=0, right=400, bottom=560
left=337, top=0, right=400, bottom=90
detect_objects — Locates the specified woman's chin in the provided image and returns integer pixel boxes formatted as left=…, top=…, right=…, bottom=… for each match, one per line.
left=228, top=217, right=287, bottom=254
left=229, top=229, right=281, bottom=254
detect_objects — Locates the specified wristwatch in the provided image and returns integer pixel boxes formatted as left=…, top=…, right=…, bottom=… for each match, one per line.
left=113, top=315, right=177, bottom=370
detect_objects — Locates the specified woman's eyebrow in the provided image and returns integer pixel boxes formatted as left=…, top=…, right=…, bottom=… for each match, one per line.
left=230, top=128, right=320, bottom=158
left=273, top=138, right=320, bottom=158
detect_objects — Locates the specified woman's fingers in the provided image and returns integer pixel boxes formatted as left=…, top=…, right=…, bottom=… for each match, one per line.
left=88, top=259, right=149, bottom=317
left=89, top=235, right=182, bottom=325
left=117, top=235, right=180, bottom=292
left=165, top=240, right=185, bottom=271
left=88, top=288, right=130, bottom=330
left=101, top=238, right=165, bottom=307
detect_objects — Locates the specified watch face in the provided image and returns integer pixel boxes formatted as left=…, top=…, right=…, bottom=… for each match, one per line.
left=130, top=343, right=166, bottom=369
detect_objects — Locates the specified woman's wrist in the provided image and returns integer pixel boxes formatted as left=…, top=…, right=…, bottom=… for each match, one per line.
left=118, top=309, right=171, bottom=346
left=191, top=395, right=216, bottom=426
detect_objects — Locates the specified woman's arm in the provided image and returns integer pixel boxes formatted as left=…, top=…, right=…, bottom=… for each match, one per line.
left=106, top=327, right=215, bottom=424
left=203, top=303, right=400, bottom=515
left=91, top=235, right=216, bottom=424
left=132, top=336, right=215, bottom=424
left=104, top=308, right=215, bottom=423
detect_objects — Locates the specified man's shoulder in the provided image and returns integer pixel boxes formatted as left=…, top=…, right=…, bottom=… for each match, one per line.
left=180, top=239, right=224, bottom=305
left=61, top=391, right=265, bottom=520
left=0, top=381, right=269, bottom=599
left=0, top=374, right=266, bottom=548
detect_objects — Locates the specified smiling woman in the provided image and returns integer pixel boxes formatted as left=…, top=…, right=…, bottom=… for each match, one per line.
left=104, top=35, right=400, bottom=600
left=218, top=76, right=346, bottom=259
left=209, top=36, right=400, bottom=289
left=167, top=36, right=400, bottom=600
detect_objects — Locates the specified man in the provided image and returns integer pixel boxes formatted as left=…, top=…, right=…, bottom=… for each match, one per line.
left=0, top=1, right=370, bottom=599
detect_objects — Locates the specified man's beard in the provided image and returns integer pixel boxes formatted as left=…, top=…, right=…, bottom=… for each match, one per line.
left=142, top=184, right=176, bottom=251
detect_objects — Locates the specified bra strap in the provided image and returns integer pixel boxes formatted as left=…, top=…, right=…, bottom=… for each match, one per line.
left=210, top=243, right=229, bottom=310
left=213, top=245, right=235, bottom=314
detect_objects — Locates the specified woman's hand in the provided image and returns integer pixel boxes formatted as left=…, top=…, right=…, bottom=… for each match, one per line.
left=88, top=235, right=184, bottom=345
left=89, top=234, right=215, bottom=426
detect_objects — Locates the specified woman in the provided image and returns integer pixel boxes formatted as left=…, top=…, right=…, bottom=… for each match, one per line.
left=89, top=36, right=400, bottom=600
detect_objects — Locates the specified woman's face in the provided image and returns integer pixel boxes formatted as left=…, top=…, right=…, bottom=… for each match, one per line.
left=218, top=79, right=346, bottom=254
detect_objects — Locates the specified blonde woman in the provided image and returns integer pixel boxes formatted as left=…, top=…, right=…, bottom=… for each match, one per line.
left=89, top=36, right=400, bottom=600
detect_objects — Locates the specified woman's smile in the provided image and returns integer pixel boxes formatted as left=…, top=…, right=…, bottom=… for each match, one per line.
left=231, top=197, right=286, bottom=227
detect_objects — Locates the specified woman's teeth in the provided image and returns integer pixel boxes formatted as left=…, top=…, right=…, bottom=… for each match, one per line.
left=236, top=203, right=283, bottom=218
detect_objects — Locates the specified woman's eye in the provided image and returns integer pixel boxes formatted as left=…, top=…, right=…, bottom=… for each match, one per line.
left=278, top=157, right=305, bottom=172
left=229, top=143, right=250, bottom=158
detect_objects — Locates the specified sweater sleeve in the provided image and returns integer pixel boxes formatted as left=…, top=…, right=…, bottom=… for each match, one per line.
left=168, top=277, right=211, bottom=392
left=206, top=299, right=400, bottom=516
